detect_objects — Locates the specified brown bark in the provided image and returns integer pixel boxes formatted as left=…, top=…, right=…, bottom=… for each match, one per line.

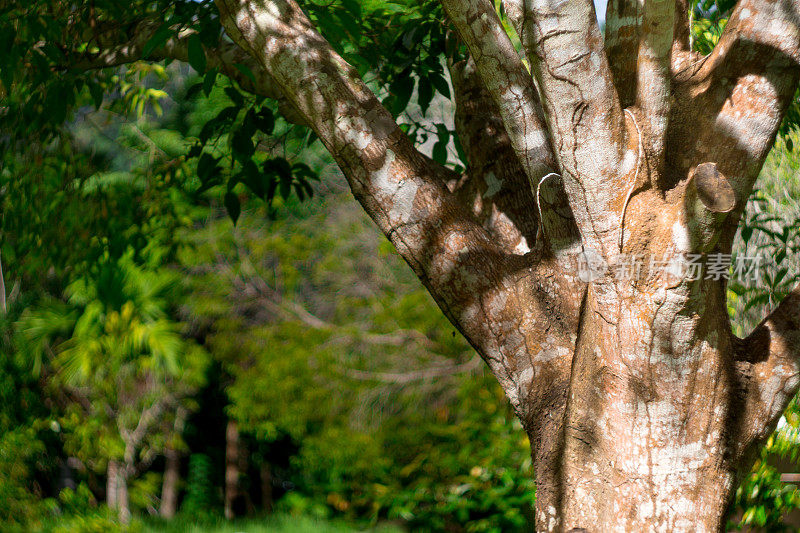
left=117, top=466, right=130, bottom=526
left=210, top=0, right=800, bottom=528
left=224, top=419, right=240, bottom=520
left=224, top=419, right=253, bottom=518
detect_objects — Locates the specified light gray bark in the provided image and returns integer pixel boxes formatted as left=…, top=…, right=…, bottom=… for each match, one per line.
left=160, top=447, right=180, bottom=518
left=106, top=460, right=118, bottom=510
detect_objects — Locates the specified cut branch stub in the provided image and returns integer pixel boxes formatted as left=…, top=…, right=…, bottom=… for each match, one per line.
left=690, top=162, right=736, bottom=213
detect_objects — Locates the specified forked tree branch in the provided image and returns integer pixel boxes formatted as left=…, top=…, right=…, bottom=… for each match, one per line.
left=212, top=0, right=577, bottom=413
left=669, top=0, right=800, bottom=200
left=448, top=56, right=542, bottom=254
left=448, top=56, right=581, bottom=254
left=441, top=0, right=556, bottom=185
left=503, top=0, right=628, bottom=252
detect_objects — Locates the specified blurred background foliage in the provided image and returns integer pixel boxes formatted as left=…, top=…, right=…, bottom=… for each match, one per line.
left=0, top=0, right=799, bottom=531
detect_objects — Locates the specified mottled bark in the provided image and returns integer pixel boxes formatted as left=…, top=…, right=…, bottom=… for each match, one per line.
left=442, top=0, right=556, bottom=186
left=200, top=0, right=800, bottom=529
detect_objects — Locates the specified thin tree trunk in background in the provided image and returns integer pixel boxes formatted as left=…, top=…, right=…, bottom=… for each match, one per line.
left=224, top=419, right=240, bottom=520
left=106, top=460, right=118, bottom=510
left=117, top=465, right=131, bottom=525
left=260, top=464, right=273, bottom=513
left=160, top=447, right=180, bottom=518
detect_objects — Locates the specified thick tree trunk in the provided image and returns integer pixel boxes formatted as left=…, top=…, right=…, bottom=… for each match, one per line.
left=530, top=281, right=742, bottom=531
left=24, top=0, right=800, bottom=527
left=160, top=447, right=180, bottom=518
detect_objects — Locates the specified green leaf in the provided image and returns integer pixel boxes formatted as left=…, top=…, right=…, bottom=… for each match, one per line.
left=197, top=153, right=219, bottom=183
left=231, top=128, right=254, bottom=161
left=432, top=141, right=448, bottom=165
left=142, top=25, right=173, bottom=58
left=89, top=82, right=104, bottom=110
left=279, top=174, right=291, bottom=200
left=453, top=132, right=466, bottom=165
left=233, top=63, right=257, bottom=84
left=253, top=108, right=275, bottom=134
left=188, top=34, right=207, bottom=74
left=224, top=191, right=241, bottom=225
left=429, top=72, right=450, bottom=99
left=203, top=68, right=218, bottom=96
left=432, top=124, right=450, bottom=165
left=390, top=74, right=415, bottom=115
left=185, top=82, right=203, bottom=100
left=741, top=225, right=753, bottom=244
left=225, top=86, right=244, bottom=107
left=418, top=77, right=433, bottom=115
left=241, top=160, right=266, bottom=198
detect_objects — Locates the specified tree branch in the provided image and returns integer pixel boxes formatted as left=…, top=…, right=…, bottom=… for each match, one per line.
left=62, top=22, right=305, bottom=124
left=343, top=356, right=482, bottom=384
left=605, top=0, right=691, bottom=108
left=0, top=249, right=6, bottom=314
left=604, top=0, right=642, bottom=107
left=448, top=56, right=580, bottom=254
left=441, top=0, right=556, bottom=186
left=668, top=0, right=800, bottom=200
left=503, top=0, right=628, bottom=252
left=212, top=0, right=579, bottom=414
left=737, top=285, right=800, bottom=456
left=635, top=0, right=675, bottom=171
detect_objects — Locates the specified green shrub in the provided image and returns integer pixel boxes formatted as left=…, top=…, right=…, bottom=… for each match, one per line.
left=181, top=454, right=220, bottom=519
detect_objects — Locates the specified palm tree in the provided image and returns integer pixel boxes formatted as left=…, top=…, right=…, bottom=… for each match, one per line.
left=16, top=250, right=207, bottom=524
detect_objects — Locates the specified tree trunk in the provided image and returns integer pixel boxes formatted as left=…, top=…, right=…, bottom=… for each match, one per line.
left=16, top=0, right=800, bottom=527
left=528, top=280, right=744, bottom=531
left=106, top=460, right=118, bottom=510
left=160, top=447, right=180, bottom=519
left=224, top=419, right=240, bottom=520
left=260, top=463, right=273, bottom=513
left=118, top=463, right=131, bottom=525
